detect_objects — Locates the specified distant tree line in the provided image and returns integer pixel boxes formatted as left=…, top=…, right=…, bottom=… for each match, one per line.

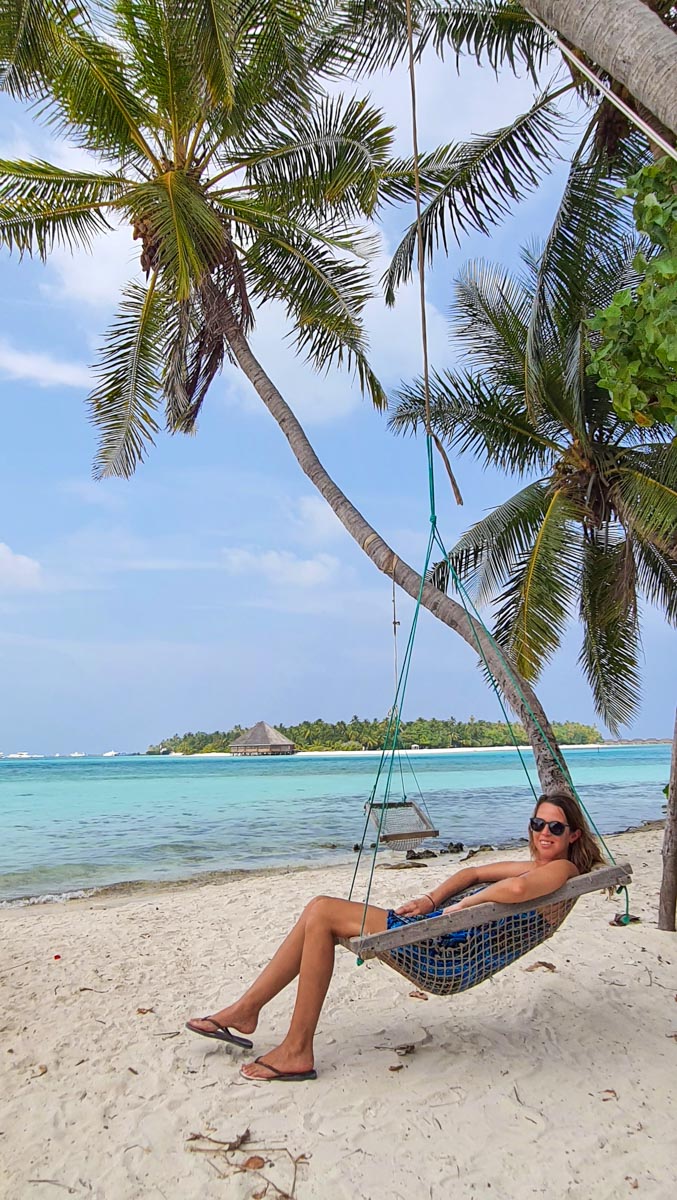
left=147, top=717, right=601, bottom=755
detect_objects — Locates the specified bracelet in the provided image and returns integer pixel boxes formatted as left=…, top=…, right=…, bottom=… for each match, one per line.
left=424, top=893, right=436, bottom=912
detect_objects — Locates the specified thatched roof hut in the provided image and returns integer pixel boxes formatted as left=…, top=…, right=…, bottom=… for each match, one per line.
left=230, top=721, right=295, bottom=756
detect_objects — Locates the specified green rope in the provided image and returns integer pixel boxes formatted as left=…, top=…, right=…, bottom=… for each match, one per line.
left=352, top=431, right=629, bottom=933
left=351, top=0, right=628, bottom=936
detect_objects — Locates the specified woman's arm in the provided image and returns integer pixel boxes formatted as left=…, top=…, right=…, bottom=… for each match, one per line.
left=395, top=860, right=533, bottom=917
left=443, top=859, right=578, bottom=914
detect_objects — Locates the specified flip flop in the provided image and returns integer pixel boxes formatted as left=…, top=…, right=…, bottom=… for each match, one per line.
left=609, top=913, right=640, bottom=926
left=240, top=1056, right=317, bottom=1082
left=185, top=1017, right=253, bottom=1049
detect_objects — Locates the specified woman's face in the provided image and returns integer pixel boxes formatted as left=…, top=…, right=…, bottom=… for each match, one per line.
left=530, top=801, right=581, bottom=862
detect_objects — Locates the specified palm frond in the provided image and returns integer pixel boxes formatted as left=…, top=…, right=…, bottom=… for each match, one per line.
left=42, top=23, right=162, bottom=166
left=0, top=0, right=74, bottom=98
left=229, top=0, right=316, bottom=125
left=578, top=535, right=641, bottom=732
left=432, top=1, right=553, bottom=83
left=492, top=489, right=582, bottom=679
left=240, top=94, right=394, bottom=221
left=0, top=158, right=128, bottom=256
left=181, top=0, right=236, bottom=110
left=525, top=129, right=650, bottom=413
left=633, top=535, right=677, bottom=625
left=311, top=0, right=420, bottom=78
left=390, top=369, right=559, bottom=474
left=125, top=172, right=228, bottom=299
left=452, top=258, right=531, bottom=383
left=384, top=87, right=573, bottom=302
left=245, top=229, right=385, bottom=408
left=89, top=277, right=164, bottom=480
left=213, top=193, right=384, bottom=406
left=447, top=480, right=552, bottom=607
left=115, top=0, right=203, bottom=156
left=614, top=456, right=677, bottom=548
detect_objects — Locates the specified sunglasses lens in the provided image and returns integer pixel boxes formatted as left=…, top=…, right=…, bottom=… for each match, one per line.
left=530, top=817, right=567, bottom=836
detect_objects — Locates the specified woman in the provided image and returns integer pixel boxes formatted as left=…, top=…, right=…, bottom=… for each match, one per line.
left=187, top=792, right=604, bottom=1081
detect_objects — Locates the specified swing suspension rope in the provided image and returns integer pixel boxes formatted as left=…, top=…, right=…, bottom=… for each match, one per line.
left=349, top=0, right=632, bottom=934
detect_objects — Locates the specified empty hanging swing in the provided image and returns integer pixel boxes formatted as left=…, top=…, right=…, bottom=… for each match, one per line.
left=364, top=579, right=439, bottom=851
left=366, top=797, right=438, bottom=849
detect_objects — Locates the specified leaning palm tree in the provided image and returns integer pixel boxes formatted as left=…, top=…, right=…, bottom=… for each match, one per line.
left=0, top=0, right=575, bottom=792
left=390, top=226, right=677, bottom=732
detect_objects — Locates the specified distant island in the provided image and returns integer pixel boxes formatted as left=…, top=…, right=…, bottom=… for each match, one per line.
left=147, top=716, right=602, bottom=755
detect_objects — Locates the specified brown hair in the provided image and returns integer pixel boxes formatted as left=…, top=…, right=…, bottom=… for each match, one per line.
left=530, top=792, right=605, bottom=874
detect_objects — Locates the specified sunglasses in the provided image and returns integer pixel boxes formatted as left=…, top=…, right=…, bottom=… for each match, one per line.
left=529, top=816, right=569, bottom=837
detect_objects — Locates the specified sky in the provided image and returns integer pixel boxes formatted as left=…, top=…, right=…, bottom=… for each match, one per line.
left=0, top=39, right=674, bottom=754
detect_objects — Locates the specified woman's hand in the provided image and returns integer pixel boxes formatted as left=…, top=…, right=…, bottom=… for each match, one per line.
left=394, top=895, right=436, bottom=917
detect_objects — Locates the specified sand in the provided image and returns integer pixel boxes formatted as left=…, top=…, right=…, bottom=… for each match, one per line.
left=1, top=826, right=676, bottom=1200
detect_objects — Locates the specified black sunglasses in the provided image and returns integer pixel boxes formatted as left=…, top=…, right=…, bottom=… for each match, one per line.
left=529, top=816, right=569, bottom=837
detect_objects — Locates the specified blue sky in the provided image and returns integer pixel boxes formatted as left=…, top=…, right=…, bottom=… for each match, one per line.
left=0, top=50, right=674, bottom=754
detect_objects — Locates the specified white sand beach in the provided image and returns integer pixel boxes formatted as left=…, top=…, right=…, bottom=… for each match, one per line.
left=1, top=826, right=676, bottom=1200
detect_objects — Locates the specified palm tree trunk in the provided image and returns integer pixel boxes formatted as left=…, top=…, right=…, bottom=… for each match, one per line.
left=658, top=708, right=677, bottom=931
left=224, top=316, right=570, bottom=796
left=522, top=1, right=677, bottom=137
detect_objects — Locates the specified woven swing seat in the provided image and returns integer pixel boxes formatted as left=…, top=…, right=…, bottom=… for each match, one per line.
left=367, top=799, right=439, bottom=849
left=340, top=862, right=632, bottom=998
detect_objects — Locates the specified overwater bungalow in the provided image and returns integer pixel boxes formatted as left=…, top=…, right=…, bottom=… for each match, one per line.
left=230, top=722, right=295, bottom=756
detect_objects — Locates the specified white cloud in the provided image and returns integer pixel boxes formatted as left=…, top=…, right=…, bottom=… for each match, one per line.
left=0, top=339, right=91, bottom=389
left=60, top=479, right=126, bottom=512
left=0, top=544, right=43, bottom=592
left=222, top=547, right=341, bottom=589
left=41, top=224, right=139, bottom=310
left=291, top=495, right=348, bottom=547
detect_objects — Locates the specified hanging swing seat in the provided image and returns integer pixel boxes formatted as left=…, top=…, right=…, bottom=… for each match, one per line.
left=366, top=798, right=439, bottom=849
left=340, top=862, right=632, bottom=998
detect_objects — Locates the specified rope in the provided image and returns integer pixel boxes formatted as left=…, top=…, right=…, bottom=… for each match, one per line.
left=350, top=0, right=632, bottom=936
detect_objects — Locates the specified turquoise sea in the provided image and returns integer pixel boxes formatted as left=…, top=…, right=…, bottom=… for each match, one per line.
left=0, top=745, right=669, bottom=904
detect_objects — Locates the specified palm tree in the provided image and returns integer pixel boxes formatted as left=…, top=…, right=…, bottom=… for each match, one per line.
left=0, top=0, right=593, bottom=793
left=390, top=226, right=677, bottom=733
left=522, top=0, right=677, bottom=138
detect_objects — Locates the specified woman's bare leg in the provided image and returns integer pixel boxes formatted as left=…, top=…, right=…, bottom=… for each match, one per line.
left=240, top=896, right=388, bottom=1079
left=189, top=896, right=386, bottom=1049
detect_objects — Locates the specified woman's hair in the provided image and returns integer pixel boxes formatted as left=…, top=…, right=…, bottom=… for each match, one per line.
left=530, top=792, right=605, bottom=874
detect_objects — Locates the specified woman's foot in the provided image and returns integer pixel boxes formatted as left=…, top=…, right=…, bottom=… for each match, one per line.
left=240, top=1044, right=314, bottom=1081
left=187, top=1002, right=258, bottom=1038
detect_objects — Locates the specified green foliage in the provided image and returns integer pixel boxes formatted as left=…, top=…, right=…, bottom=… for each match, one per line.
left=589, top=157, right=677, bottom=429
left=147, top=716, right=601, bottom=754
left=390, top=199, right=677, bottom=732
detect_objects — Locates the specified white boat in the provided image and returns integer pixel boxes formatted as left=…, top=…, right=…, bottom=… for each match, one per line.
left=102, top=750, right=119, bottom=757
left=8, top=752, right=31, bottom=759
left=70, top=752, right=86, bottom=758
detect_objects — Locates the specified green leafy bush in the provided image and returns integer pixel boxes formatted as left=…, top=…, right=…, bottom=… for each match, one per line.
left=589, top=157, right=677, bottom=429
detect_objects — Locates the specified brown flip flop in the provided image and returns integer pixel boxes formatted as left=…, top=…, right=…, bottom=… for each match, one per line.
left=186, top=1017, right=253, bottom=1049
left=240, top=1056, right=317, bottom=1082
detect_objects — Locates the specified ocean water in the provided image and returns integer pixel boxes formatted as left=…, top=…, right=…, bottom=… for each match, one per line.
left=0, top=745, right=669, bottom=904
